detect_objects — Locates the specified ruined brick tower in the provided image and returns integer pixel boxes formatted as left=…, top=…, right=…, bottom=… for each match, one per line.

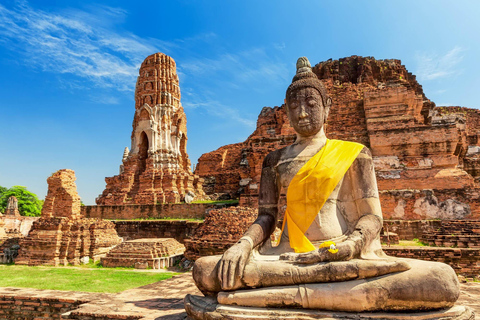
left=97, top=53, right=205, bottom=205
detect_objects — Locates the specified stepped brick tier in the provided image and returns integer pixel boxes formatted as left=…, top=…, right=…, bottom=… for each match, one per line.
left=15, top=169, right=122, bottom=266
left=101, top=238, right=185, bottom=269
left=420, top=220, right=480, bottom=248
left=195, top=56, right=480, bottom=219
left=384, top=246, right=480, bottom=278
left=184, top=207, right=257, bottom=260
left=97, top=53, right=205, bottom=205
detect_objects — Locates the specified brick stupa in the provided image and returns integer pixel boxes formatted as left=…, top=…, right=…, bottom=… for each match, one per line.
left=15, top=169, right=122, bottom=266
left=196, top=56, right=480, bottom=220
left=97, top=53, right=205, bottom=205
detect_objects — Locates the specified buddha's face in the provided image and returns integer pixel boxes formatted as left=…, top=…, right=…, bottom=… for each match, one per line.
left=286, top=87, right=327, bottom=137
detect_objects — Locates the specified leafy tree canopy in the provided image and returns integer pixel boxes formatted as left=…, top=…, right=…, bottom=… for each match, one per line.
left=0, top=186, right=7, bottom=198
left=0, top=186, right=43, bottom=217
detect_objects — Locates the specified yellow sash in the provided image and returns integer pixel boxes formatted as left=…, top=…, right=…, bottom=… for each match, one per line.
left=281, top=139, right=364, bottom=253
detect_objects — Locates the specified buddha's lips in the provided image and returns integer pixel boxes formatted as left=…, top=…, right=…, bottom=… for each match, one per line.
left=298, top=121, right=310, bottom=126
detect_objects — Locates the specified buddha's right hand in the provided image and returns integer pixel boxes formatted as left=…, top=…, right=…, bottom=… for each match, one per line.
left=280, top=241, right=356, bottom=264
left=218, top=240, right=252, bottom=290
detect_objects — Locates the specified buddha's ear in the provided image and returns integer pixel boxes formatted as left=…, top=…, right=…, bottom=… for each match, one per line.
left=324, top=97, right=332, bottom=121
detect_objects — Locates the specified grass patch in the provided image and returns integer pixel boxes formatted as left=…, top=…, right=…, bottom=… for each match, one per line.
left=397, top=239, right=429, bottom=247
left=0, top=265, right=178, bottom=293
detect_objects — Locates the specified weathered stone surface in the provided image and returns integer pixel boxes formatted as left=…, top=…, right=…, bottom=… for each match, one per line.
left=0, top=217, right=6, bottom=241
left=190, top=57, right=463, bottom=317
left=97, top=53, right=205, bottom=205
left=5, top=196, right=20, bottom=216
left=15, top=169, right=122, bottom=266
left=184, top=207, right=257, bottom=260
left=101, top=238, right=185, bottom=269
left=195, top=56, right=480, bottom=219
left=185, top=295, right=474, bottom=320
left=196, top=106, right=295, bottom=201
left=42, top=169, right=81, bottom=219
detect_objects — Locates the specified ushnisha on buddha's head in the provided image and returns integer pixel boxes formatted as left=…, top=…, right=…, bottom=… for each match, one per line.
left=285, top=57, right=332, bottom=137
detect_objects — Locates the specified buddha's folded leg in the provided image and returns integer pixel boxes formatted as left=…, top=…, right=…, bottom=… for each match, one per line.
left=193, top=254, right=410, bottom=295
left=217, top=259, right=460, bottom=312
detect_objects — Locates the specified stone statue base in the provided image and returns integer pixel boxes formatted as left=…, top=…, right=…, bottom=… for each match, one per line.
left=184, top=295, right=474, bottom=320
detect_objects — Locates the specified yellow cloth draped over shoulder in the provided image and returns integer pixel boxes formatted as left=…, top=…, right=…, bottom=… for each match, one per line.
left=281, top=139, right=364, bottom=253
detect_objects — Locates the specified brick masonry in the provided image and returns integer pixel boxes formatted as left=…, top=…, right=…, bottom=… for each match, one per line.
left=184, top=207, right=257, bottom=260
left=82, top=203, right=236, bottom=220
left=96, top=53, right=205, bottom=205
left=113, top=220, right=202, bottom=243
left=14, top=170, right=122, bottom=266
left=384, top=247, right=480, bottom=278
left=195, top=56, right=480, bottom=220
left=0, top=287, right=92, bottom=320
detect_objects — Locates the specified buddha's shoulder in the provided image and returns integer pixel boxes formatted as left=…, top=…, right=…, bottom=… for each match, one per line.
left=262, top=146, right=290, bottom=168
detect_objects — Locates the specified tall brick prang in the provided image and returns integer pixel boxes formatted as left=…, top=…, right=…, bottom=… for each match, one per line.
left=97, top=53, right=205, bottom=205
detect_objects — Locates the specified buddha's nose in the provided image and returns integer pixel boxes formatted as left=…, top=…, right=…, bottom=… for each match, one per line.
left=299, top=105, right=308, bottom=119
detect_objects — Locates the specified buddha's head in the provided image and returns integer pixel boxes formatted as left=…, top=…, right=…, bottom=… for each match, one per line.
left=285, top=57, right=332, bottom=137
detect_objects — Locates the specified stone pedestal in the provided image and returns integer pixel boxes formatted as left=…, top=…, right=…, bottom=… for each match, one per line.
left=184, top=295, right=474, bottom=320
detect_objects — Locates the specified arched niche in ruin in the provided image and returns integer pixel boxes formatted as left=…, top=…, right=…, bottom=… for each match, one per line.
left=138, top=131, right=149, bottom=160
left=137, top=131, right=149, bottom=174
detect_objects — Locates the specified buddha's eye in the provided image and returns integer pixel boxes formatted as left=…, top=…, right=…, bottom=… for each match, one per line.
left=289, top=102, right=298, bottom=109
left=307, top=99, right=316, bottom=106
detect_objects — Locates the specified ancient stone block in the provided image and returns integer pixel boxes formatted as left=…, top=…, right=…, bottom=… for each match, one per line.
left=97, top=53, right=205, bottom=205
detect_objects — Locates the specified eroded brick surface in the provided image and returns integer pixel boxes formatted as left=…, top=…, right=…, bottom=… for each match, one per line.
left=184, top=207, right=257, bottom=260
left=101, top=238, right=185, bottom=269
left=15, top=170, right=122, bottom=266
left=97, top=53, right=205, bottom=206
left=196, top=56, right=480, bottom=219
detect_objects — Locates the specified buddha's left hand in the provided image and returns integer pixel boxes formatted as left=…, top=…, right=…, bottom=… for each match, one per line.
left=279, top=241, right=355, bottom=264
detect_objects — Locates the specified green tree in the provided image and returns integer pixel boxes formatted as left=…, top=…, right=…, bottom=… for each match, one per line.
left=0, top=186, right=7, bottom=198
left=0, top=186, right=43, bottom=217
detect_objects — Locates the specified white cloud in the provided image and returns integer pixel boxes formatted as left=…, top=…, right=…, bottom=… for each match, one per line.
left=179, top=47, right=289, bottom=90
left=0, top=2, right=169, bottom=91
left=415, top=46, right=465, bottom=81
left=182, top=100, right=256, bottom=128
left=0, top=1, right=281, bottom=129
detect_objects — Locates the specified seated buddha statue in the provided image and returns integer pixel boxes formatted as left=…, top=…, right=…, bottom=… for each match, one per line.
left=186, top=57, right=464, bottom=318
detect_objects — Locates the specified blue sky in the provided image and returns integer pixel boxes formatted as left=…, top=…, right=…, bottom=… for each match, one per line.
left=0, top=0, right=479, bottom=204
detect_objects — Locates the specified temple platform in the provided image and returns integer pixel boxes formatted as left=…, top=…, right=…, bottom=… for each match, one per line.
left=185, top=294, right=475, bottom=320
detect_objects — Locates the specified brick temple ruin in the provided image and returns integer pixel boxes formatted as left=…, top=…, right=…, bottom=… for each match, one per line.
left=15, top=169, right=122, bottom=266
left=97, top=53, right=205, bottom=205
left=195, top=56, right=480, bottom=220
